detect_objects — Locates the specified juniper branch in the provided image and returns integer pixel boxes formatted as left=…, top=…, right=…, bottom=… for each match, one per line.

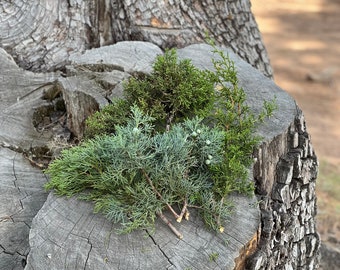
left=157, top=211, right=183, bottom=239
left=141, top=168, right=180, bottom=220
left=176, top=197, right=188, bottom=223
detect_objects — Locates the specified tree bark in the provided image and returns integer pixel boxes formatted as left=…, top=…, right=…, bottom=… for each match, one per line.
left=0, top=0, right=273, bottom=77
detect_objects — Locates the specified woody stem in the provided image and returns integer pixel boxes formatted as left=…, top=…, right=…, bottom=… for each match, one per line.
left=157, top=211, right=183, bottom=239
left=141, top=169, right=180, bottom=219
left=176, top=198, right=188, bottom=223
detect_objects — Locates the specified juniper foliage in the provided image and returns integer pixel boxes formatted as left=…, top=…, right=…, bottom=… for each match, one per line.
left=84, top=98, right=130, bottom=138
left=206, top=42, right=277, bottom=203
left=45, top=45, right=276, bottom=237
left=84, top=49, right=215, bottom=137
left=45, top=106, right=226, bottom=234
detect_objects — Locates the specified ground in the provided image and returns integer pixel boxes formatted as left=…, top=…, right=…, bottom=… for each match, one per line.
left=252, top=0, right=340, bottom=255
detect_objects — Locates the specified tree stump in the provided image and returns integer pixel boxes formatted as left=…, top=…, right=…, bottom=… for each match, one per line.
left=0, top=42, right=320, bottom=269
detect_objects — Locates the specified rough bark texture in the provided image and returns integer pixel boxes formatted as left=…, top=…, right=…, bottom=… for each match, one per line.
left=222, top=45, right=320, bottom=269
left=248, top=110, right=320, bottom=269
left=0, top=0, right=273, bottom=77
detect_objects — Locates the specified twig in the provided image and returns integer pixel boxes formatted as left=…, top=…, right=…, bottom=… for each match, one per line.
left=176, top=198, right=188, bottom=223
left=141, top=169, right=180, bottom=219
left=157, top=211, right=183, bottom=239
left=217, top=197, right=225, bottom=233
left=185, top=209, right=190, bottom=221
left=166, top=111, right=175, bottom=132
left=17, top=81, right=57, bottom=101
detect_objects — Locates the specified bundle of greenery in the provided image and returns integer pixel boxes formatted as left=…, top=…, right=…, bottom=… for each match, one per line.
left=45, top=45, right=276, bottom=238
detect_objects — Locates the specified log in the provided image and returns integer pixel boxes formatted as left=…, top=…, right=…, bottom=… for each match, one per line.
left=24, top=43, right=264, bottom=269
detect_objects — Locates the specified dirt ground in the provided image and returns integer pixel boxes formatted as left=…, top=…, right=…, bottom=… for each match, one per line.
left=252, top=0, right=340, bottom=257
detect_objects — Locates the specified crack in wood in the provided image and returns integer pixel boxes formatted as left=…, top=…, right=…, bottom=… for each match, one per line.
left=11, top=154, right=18, bottom=188
left=16, top=82, right=56, bottom=102
left=84, top=239, right=93, bottom=269
left=1, top=247, right=15, bottom=256
left=145, top=229, right=175, bottom=268
left=0, top=244, right=7, bottom=252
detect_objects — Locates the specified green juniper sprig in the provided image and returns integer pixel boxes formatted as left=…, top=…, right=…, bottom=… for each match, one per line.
left=84, top=49, right=216, bottom=138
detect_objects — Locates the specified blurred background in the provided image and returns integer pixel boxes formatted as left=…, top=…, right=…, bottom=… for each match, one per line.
left=252, top=0, right=340, bottom=263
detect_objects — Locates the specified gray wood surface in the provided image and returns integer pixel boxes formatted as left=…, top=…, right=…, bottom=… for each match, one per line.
left=63, top=41, right=162, bottom=138
left=26, top=192, right=259, bottom=270
left=0, top=48, right=57, bottom=151
left=0, top=148, right=48, bottom=270
left=0, top=47, right=55, bottom=269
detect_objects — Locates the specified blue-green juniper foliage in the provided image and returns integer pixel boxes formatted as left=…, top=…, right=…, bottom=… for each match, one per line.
left=45, top=106, right=227, bottom=237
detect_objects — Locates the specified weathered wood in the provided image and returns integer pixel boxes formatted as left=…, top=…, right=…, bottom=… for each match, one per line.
left=180, top=45, right=320, bottom=269
left=62, top=41, right=162, bottom=138
left=0, top=1, right=91, bottom=71
left=0, top=1, right=273, bottom=77
left=0, top=41, right=261, bottom=269
left=0, top=47, right=57, bottom=270
left=0, top=147, right=48, bottom=270
left=248, top=111, right=320, bottom=269
left=25, top=192, right=260, bottom=270
left=117, top=0, right=273, bottom=77
left=0, top=48, right=57, bottom=150
left=143, top=45, right=319, bottom=269
left=68, top=41, right=163, bottom=74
